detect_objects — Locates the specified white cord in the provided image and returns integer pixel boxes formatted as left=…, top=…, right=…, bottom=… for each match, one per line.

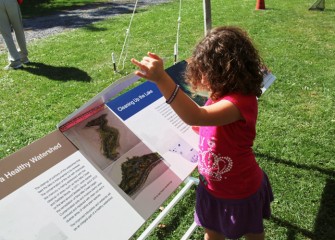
left=174, top=0, right=182, bottom=64
left=117, top=0, right=139, bottom=70
left=117, top=0, right=182, bottom=69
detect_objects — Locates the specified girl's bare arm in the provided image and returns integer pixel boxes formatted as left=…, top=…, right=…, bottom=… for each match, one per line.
left=131, top=52, right=242, bottom=126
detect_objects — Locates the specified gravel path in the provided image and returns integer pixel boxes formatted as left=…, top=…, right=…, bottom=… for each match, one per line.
left=0, top=0, right=168, bottom=54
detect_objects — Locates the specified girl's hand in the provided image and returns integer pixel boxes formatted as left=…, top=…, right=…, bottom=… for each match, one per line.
left=131, top=52, right=165, bottom=83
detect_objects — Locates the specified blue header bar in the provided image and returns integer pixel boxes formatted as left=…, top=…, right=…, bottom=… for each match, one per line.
left=107, top=81, right=162, bottom=121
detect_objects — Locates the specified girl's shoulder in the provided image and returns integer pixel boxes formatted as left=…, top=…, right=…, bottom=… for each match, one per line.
left=222, top=93, right=258, bottom=120
left=205, top=93, right=256, bottom=106
left=218, top=93, right=257, bottom=106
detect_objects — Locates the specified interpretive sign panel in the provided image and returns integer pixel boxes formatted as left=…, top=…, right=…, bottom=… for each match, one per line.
left=0, top=61, right=199, bottom=240
left=0, top=130, right=145, bottom=240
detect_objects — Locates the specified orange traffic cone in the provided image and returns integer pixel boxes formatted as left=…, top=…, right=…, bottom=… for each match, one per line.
left=255, top=0, right=265, bottom=10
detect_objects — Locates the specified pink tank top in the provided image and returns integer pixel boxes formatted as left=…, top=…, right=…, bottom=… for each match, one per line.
left=198, top=93, right=263, bottom=199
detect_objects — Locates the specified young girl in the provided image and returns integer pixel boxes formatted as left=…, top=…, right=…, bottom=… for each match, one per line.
left=131, top=26, right=274, bottom=240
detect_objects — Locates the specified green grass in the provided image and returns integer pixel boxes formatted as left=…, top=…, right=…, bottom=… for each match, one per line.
left=1, top=0, right=335, bottom=239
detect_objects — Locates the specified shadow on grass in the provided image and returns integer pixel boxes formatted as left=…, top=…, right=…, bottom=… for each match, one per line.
left=83, top=25, right=108, bottom=32
left=270, top=215, right=315, bottom=239
left=255, top=152, right=335, bottom=178
left=313, top=178, right=335, bottom=239
left=21, top=62, right=91, bottom=81
left=257, top=152, right=335, bottom=240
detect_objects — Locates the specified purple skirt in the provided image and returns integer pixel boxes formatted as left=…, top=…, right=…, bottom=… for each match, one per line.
left=194, top=172, right=274, bottom=239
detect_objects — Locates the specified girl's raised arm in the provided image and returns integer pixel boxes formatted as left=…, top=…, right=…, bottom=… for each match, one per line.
left=131, top=52, right=242, bottom=127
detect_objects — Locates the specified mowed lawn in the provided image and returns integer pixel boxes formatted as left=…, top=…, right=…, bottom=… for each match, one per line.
left=0, top=0, right=334, bottom=239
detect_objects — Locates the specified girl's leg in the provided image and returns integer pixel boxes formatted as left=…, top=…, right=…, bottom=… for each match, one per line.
left=204, top=228, right=226, bottom=240
left=244, top=232, right=265, bottom=240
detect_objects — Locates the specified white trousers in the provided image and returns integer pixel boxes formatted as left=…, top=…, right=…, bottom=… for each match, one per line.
left=0, top=0, right=28, bottom=63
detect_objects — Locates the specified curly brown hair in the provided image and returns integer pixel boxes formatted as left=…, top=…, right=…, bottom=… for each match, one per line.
left=186, top=26, right=264, bottom=99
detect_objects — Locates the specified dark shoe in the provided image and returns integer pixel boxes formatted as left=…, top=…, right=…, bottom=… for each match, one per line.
left=3, top=63, right=23, bottom=70
left=21, top=57, right=30, bottom=64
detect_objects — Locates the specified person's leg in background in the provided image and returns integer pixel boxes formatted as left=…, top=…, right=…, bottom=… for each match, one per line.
left=6, top=0, right=29, bottom=63
left=0, top=0, right=27, bottom=70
